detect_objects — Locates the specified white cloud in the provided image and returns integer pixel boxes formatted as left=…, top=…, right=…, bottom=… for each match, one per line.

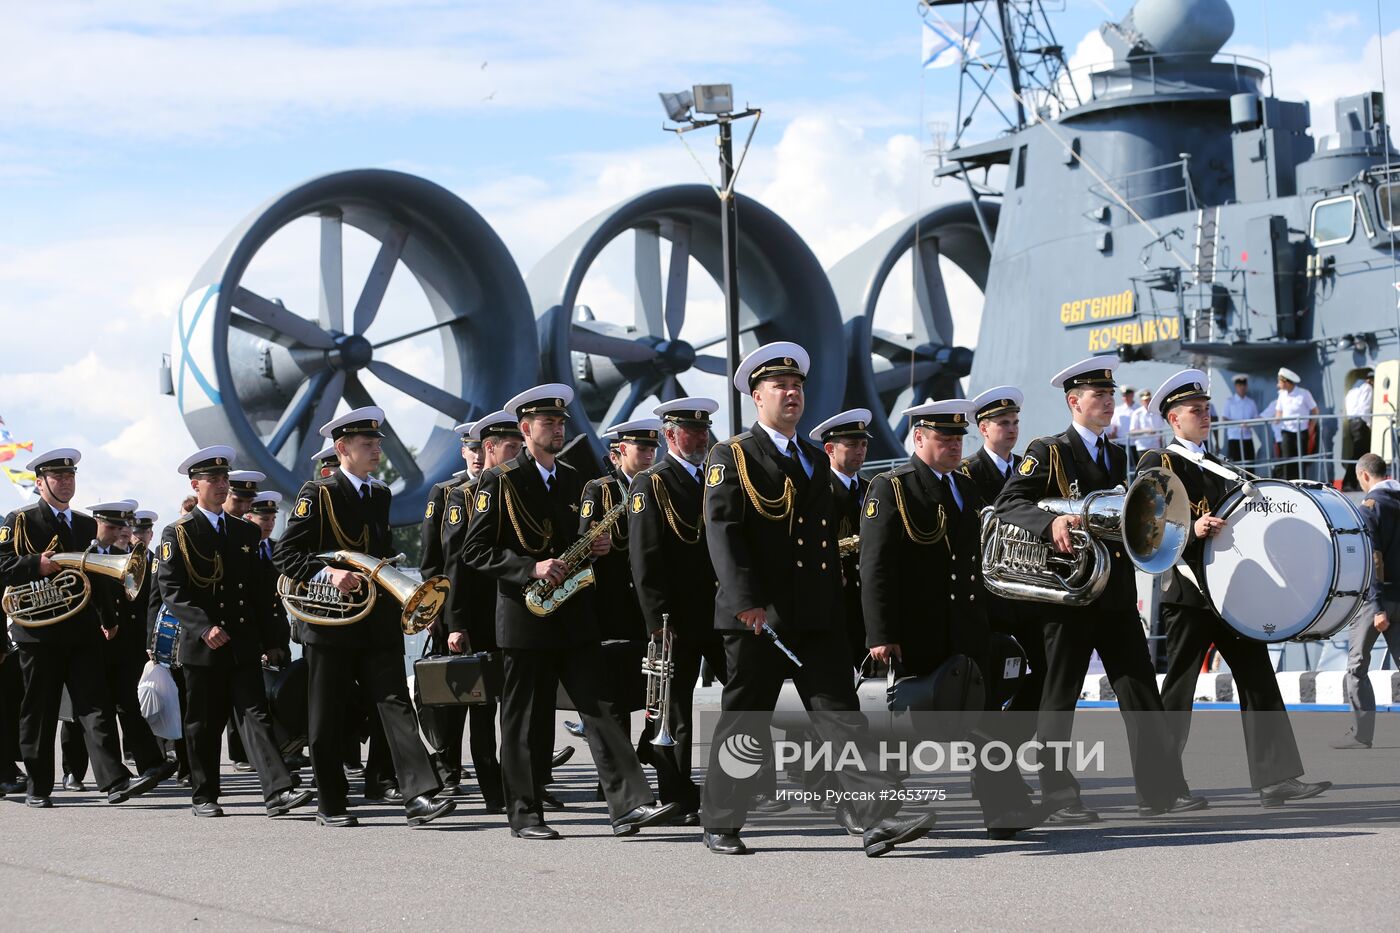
left=6, top=1, right=813, bottom=139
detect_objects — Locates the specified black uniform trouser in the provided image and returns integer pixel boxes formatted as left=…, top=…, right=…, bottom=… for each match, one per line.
left=64, top=653, right=166, bottom=782
left=1226, top=439, right=1256, bottom=465
left=1160, top=602, right=1303, bottom=790
left=183, top=663, right=293, bottom=804
left=163, top=666, right=190, bottom=776
left=468, top=700, right=503, bottom=805
left=1037, top=610, right=1183, bottom=810
left=1, top=654, right=23, bottom=780
left=227, top=718, right=247, bottom=764
left=16, top=644, right=130, bottom=797
left=305, top=643, right=438, bottom=814
left=1345, top=419, right=1372, bottom=489
left=500, top=643, right=651, bottom=830
left=1279, top=430, right=1305, bottom=480
left=640, top=628, right=727, bottom=812
left=702, top=630, right=896, bottom=834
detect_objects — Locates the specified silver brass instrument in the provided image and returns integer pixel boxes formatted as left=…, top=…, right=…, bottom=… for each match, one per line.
left=2, top=544, right=146, bottom=628
left=524, top=500, right=626, bottom=617
left=642, top=612, right=676, bottom=747
left=837, top=534, right=860, bottom=557
left=277, top=550, right=448, bottom=635
left=980, top=467, right=1189, bottom=606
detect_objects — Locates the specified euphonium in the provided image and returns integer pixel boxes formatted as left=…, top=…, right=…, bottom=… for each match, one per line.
left=277, top=550, right=448, bottom=635
left=642, top=613, right=676, bottom=747
left=980, top=467, right=1189, bottom=606
left=523, top=500, right=626, bottom=617
left=2, top=544, right=146, bottom=628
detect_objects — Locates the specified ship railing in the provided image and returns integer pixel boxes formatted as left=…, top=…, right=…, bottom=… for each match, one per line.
left=1060, top=50, right=1274, bottom=105
left=1088, top=156, right=1199, bottom=213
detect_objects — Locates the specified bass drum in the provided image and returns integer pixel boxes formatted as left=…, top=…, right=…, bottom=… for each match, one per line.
left=1203, top=480, right=1372, bottom=642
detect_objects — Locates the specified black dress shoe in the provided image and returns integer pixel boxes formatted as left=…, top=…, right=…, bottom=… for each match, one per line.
left=988, top=804, right=1048, bottom=840
left=1046, top=803, right=1100, bottom=824
left=703, top=830, right=748, bottom=855
left=484, top=801, right=507, bottom=815
left=679, top=810, right=701, bottom=826
left=835, top=806, right=865, bottom=837
left=62, top=774, right=86, bottom=792
left=612, top=801, right=679, bottom=836
left=365, top=785, right=404, bottom=803
left=192, top=801, right=225, bottom=818
left=109, top=767, right=163, bottom=804
left=440, top=781, right=461, bottom=796
left=511, top=824, right=561, bottom=840
left=316, top=811, right=359, bottom=828
left=405, top=794, right=457, bottom=827
left=26, top=795, right=52, bottom=809
left=551, top=746, right=575, bottom=768
left=1330, top=734, right=1371, bottom=750
left=751, top=794, right=790, bottom=814
left=177, top=773, right=191, bottom=787
left=267, top=789, right=316, bottom=817
left=1139, top=795, right=1209, bottom=817
left=564, top=720, right=586, bottom=737
left=232, top=760, right=253, bottom=773
left=0, top=776, right=26, bottom=795
left=343, top=763, right=365, bottom=778
left=863, top=813, right=936, bottom=858
left=1260, top=778, right=1332, bottom=808
left=538, top=791, right=565, bottom=811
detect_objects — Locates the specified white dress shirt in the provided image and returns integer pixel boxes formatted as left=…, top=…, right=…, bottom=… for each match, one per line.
left=196, top=504, right=226, bottom=531
left=1130, top=406, right=1165, bottom=451
left=1112, top=401, right=1137, bottom=441
left=832, top=468, right=858, bottom=492
left=46, top=503, right=72, bottom=526
left=1275, top=386, right=1317, bottom=433
left=984, top=448, right=1014, bottom=478
left=1346, top=379, right=1374, bottom=421
left=1072, top=421, right=1110, bottom=463
left=533, top=459, right=557, bottom=489
left=759, top=422, right=813, bottom=478
left=340, top=468, right=374, bottom=497
left=1221, top=393, right=1260, bottom=441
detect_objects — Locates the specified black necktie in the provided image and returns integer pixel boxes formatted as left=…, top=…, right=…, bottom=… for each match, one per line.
left=260, top=540, right=271, bottom=560
left=1004, top=461, right=1012, bottom=480
left=360, top=484, right=371, bottom=503
left=693, top=466, right=703, bottom=485
left=57, top=511, right=69, bottom=528
left=785, top=439, right=800, bottom=464
left=545, top=473, right=555, bottom=495
left=215, top=516, right=225, bottom=536
left=1095, top=436, right=1108, bottom=472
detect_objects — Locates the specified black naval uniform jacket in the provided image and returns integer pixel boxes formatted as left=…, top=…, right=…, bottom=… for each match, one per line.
left=419, top=472, right=469, bottom=580
left=0, top=503, right=103, bottom=647
left=273, top=469, right=404, bottom=655
left=1361, top=481, right=1400, bottom=605
left=156, top=510, right=281, bottom=668
left=459, top=450, right=598, bottom=650
left=831, top=471, right=866, bottom=660
left=253, top=534, right=291, bottom=658
left=995, top=426, right=1136, bottom=615
left=1136, top=442, right=1229, bottom=610
left=861, top=457, right=989, bottom=676
left=579, top=469, right=645, bottom=641
left=628, top=453, right=716, bottom=640
left=442, top=476, right=499, bottom=652
left=960, top=447, right=1022, bottom=506
left=703, top=424, right=844, bottom=635
left=93, top=543, right=145, bottom=664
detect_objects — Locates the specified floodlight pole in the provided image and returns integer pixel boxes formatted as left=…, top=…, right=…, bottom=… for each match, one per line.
left=667, top=102, right=760, bottom=438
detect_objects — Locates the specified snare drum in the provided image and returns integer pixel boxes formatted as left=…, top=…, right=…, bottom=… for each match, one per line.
left=1203, top=480, right=1372, bottom=642
left=150, top=605, right=181, bottom=667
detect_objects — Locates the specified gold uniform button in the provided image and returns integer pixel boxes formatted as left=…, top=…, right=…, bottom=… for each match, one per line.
left=821, top=519, right=828, bottom=527
left=797, top=538, right=804, bottom=546
left=820, top=540, right=828, bottom=548
left=970, top=594, right=976, bottom=601
left=797, top=517, right=805, bottom=525
left=796, top=560, right=804, bottom=568
left=950, top=573, right=956, bottom=581
left=821, top=562, right=827, bottom=570
left=1114, top=550, right=1122, bottom=558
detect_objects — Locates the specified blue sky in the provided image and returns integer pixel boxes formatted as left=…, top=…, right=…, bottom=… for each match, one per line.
left=0, top=0, right=1395, bottom=513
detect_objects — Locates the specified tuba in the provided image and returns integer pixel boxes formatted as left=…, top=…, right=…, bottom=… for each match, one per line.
left=523, top=500, right=626, bottom=617
left=277, top=551, right=448, bottom=635
left=3, top=544, right=147, bottom=628
left=980, top=467, right=1189, bottom=606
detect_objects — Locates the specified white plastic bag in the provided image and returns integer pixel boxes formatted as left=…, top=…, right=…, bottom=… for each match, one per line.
left=137, top=660, right=182, bottom=740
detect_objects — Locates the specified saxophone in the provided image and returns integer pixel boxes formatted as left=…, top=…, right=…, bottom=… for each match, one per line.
left=523, top=500, right=626, bottom=617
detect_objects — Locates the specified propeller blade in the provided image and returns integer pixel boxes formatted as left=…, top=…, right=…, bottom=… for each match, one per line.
left=569, top=326, right=657, bottom=363
left=913, top=237, right=955, bottom=346
left=318, top=211, right=344, bottom=333
left=663, top=220, right=690, bottom=341
left=634, top=224, right=664, bottom=336
left=232, top=287, right=335, bottom=350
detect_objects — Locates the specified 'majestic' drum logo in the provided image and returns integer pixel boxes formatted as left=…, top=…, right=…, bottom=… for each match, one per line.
left=1242, top=498, right=1297, bottom=515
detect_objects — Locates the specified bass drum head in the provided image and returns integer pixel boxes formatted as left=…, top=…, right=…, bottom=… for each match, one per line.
left=1204, top=480, right=1346, bottom=642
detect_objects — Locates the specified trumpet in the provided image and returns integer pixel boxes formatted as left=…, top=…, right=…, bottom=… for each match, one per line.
left=642, top=613, right=676, bottom=747
left=2, top=544, right=146, bottom=628
left=523, top=500, right=626, bottom=617
left=277, top=550, right=448, bottom=635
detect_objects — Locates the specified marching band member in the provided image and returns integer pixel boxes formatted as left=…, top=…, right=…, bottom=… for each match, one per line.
left=581, top=419, right=658, bottom=643
left=1141, top=370, right=1330, bottom=806
left=809, top=408, right=871, bottom=666
left=699, top=342, right=933, bottom=857
left=61, top=501, right=172, bottom=793
left=959, top=387, right=1046, bottom=736
left=459, top=385, right=675, bottom=839
left=157, top=447, right=313, bottom=819
left=862, top=398, right=1043, bottom=838
left=419, top=421, right=479, bottom=589
left=225, top=470, right=266, bottom=521
left=627, top=398, right=726, bottom=824
left=441, top=410, right=524, bottom=810
left=274, top=408, right=456, bottom=828
left=995, top=356, right=1204, bottom=822
left=0, top=449, right=161, bottom=807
